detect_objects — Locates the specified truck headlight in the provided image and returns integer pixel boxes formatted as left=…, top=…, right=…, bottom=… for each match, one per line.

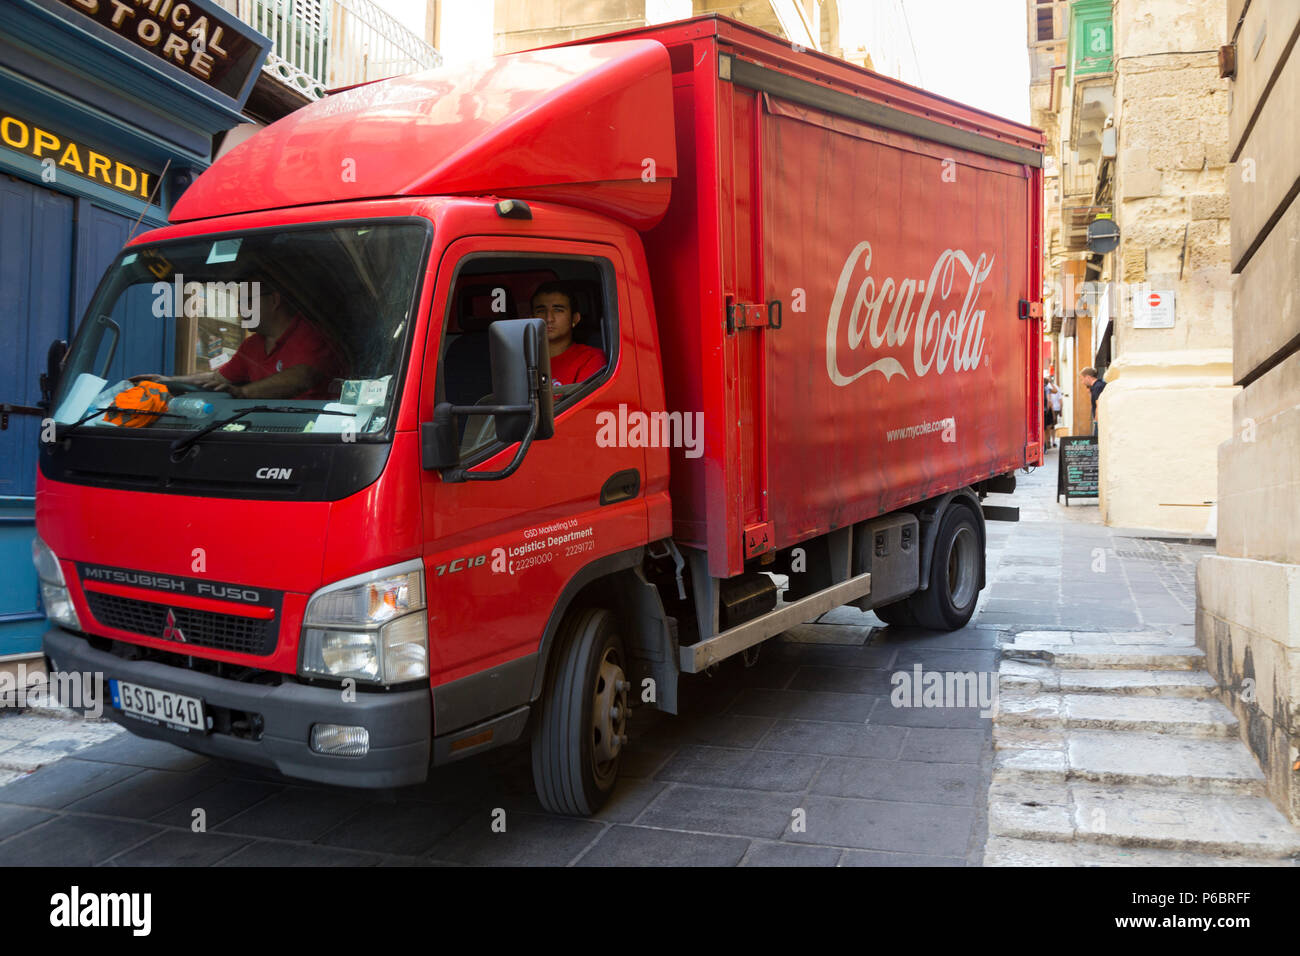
left=32, top=536, right=80, bottom=631
left=300, top=562, right=427, bottom=684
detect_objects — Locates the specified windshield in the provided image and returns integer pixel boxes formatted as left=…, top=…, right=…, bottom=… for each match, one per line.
left=52, top=221, right=429, bottom=441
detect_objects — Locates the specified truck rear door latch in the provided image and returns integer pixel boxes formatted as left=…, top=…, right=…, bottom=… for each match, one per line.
left=726, top=299, right=782, bottom=333
left=1018, top=299, right=1043, bottom=321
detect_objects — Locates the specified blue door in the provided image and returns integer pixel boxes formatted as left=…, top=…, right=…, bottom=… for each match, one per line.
left=0, top=177, right=152, bottom=655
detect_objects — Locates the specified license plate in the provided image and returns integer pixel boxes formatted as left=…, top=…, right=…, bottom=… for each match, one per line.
left=109, top=680, right=206, bottom=733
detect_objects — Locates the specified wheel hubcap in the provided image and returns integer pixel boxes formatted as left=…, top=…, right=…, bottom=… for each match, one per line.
left=946, top=525, right=978, bottom=610
left=592, top=648, right=628, bottom=781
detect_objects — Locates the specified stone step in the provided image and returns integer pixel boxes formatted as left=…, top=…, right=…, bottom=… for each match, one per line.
left=1058, top=668, right=1218, bottom=697
left=984, top=836, right=1295, bottom=867
left=1000, top=662, right=1218, bottom=698
left=989, top=785, right=1300, bottom=859
left=993, top=730, right=1268, bottom=796
left=998, top=693, right=1237, bottom=738
left=1003, top=643, right=1206, bottom=671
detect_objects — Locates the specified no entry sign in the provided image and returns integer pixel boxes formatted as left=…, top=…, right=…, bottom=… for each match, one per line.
left=1134, top=288, right=1175, bottom=328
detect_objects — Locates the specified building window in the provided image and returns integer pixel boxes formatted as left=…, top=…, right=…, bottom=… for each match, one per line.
left=1037, top=5, right=1055, bottom=42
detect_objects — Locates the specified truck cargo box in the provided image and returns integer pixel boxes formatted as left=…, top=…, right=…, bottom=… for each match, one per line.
left=584, top=17, right=1045, bottom=577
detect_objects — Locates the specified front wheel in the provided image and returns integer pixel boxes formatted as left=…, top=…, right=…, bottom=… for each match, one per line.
left=531, top=607, right=629, bottom=816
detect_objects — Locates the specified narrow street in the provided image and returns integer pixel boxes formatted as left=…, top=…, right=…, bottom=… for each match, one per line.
left=4, top=448, right=1280, bottom=867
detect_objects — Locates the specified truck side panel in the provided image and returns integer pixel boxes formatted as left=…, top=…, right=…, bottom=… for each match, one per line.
left=759, top=93, right=1034, bottom=542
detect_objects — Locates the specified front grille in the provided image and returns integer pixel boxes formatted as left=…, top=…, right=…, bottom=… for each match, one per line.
left=85, top=592, right=277, bottom=656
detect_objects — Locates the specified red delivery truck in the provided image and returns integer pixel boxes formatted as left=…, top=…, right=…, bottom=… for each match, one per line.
left=20, top=16, right=1043, bottom=815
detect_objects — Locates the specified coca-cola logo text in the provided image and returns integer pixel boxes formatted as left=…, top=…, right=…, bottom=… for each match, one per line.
left=826, top=241, right=993, bottom=385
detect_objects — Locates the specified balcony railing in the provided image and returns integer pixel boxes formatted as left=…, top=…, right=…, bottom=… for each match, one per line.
left=1060, top=163, right=1097, bottom=200
left=215, top=0, right=441, bottom=101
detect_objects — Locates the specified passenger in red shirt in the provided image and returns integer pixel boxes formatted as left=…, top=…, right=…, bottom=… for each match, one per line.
left=531, top=281, right=606, bottom=389
left=138, top=277, right=342, bottom=400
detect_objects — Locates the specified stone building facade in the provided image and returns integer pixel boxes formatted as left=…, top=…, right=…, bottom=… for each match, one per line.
left=1098, top=0, right=1236, bottom=534
left=482, top=1, right=921, bottom=84
left=492, top=1, right=827, bottom=57
left=1198, top=0, right=1300, bottom=825
left=1028, top=0, right=1237, bottom=533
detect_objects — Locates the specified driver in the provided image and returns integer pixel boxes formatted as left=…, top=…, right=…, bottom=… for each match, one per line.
left=531, top=281, right=605, bottom=389
left=136, top=273, right=342, bottom=400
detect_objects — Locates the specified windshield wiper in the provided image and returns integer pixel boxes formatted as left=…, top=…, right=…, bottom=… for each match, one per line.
left=170, top=405, right=356, bottom=457
left=59, top=403, right=189, bottom=441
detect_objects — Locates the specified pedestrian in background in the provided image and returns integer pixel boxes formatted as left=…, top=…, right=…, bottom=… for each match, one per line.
left=1081, top=367, right=1106, bottom=436
left=1044, top=378, right=1062, bottom=448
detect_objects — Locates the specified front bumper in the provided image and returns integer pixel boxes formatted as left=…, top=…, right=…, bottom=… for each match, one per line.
left=44, top=627, right=431, bottom=788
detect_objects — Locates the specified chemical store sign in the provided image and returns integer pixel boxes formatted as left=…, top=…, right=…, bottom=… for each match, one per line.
left=57, top=0, right=264, bottom=99
left=0, top=110, right=160, bottom=202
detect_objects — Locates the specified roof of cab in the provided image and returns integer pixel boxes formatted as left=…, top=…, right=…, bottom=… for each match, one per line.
left=169, top=39, right=676, bottom=229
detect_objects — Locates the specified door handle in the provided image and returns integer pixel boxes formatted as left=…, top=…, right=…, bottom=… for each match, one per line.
left=600, top=469, right=641, bottom=506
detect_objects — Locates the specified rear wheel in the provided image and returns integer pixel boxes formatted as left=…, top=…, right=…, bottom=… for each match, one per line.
left=909, top=504, right=983, bottom=630
left=531, top=607, right=629, bottom=816
left=871, top=599, right=917, bottom=626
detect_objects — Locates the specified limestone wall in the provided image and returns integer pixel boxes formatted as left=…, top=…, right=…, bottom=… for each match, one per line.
left=493, top=0, right=649, bottom=54
left=1198, top=0, right=1300, bottom=825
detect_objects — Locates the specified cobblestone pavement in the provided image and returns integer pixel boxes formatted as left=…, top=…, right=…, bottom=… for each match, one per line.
left=0, top=448, right=1220, bottom=866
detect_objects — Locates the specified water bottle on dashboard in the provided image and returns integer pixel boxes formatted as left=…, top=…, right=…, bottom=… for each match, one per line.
left=168, top=396, right=215, bottom=420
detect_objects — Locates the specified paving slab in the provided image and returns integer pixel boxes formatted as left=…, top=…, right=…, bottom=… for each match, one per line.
left=839, top=849, right=965, bottom=866
left=429, top=811, right=604, bottom=866
left=812, top=756, right=983, bottom=806
left=655, top=744, right=824, bottom=792
left=0, top=813, right=161, bottom=866
left=0, top=757, right=141, bottom=809
left=741, top=841, right=843, bottom=866
left=634, top=784, right=797, bottom=839
left=787, top=795, right=976, bottom=857
left=577, top=824, right=750, bottom=866
left=214, top=842, right=386, bottom=867
left=756, top=720, right=907, bottom=760
left=104, top=829, right=251, bottom=867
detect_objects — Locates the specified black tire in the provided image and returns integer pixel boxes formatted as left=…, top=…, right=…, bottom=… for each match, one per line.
left=531, top=607, right=629, bottom=816
left=872, top=599, right=917, bottom=626
left=908, top=503, right=984, bottom=630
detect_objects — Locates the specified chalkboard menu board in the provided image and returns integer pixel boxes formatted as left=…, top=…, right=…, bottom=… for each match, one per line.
left=1057, top=436, right=1099, bottom=504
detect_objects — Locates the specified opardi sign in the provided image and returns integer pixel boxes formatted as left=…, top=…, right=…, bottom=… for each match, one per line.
left=0, top=110, right=161, bottom=201
left=57, top=0, right=265, bottom=98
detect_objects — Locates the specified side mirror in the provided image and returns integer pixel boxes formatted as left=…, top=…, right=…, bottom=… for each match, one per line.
left=2, top=338, right=65, bottom=430
left=41, top=339, right=68, bottom=410
left=421, top=318, right=554, bottom=481
left=489, top=318, right=554, bottom=444
left=420, top=403, right=460, bottom=470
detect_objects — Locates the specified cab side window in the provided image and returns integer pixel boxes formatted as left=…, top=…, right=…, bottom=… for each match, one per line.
left=438, top=255, right=616, bottom=458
